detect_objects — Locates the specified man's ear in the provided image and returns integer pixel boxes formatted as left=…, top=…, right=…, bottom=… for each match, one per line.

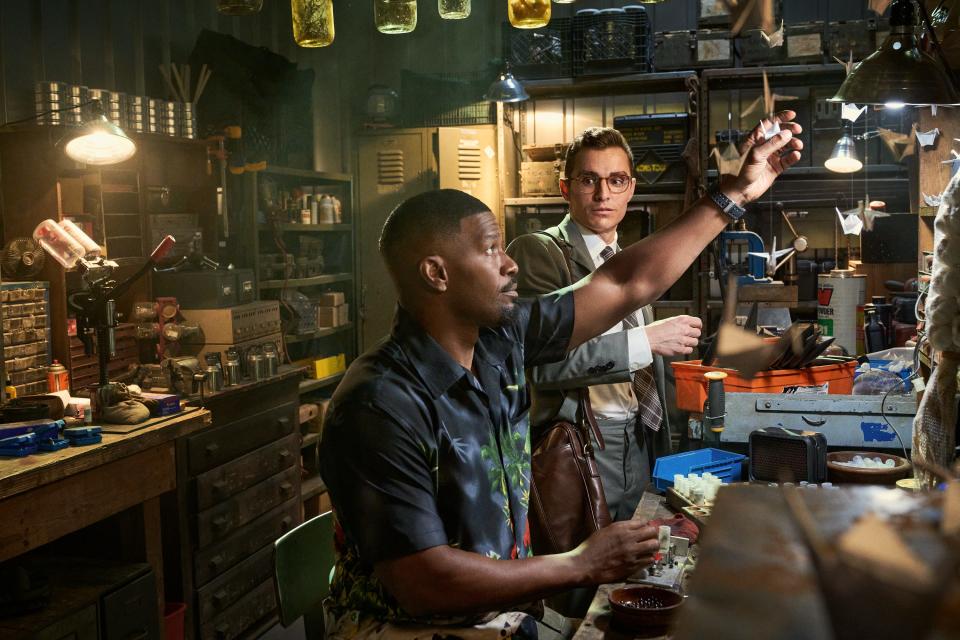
left=559, top=178, right=570, bottom=201
left=418, top=255, right=448, bottom=292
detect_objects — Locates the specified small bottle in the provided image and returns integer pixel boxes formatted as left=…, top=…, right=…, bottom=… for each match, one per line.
left=84, top=407, right=93, bottom=425
left=5, top=379, right=16, bottom=400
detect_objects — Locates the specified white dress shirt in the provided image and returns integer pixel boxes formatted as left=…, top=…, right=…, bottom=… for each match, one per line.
left=575, top=223, right=653, bottom=422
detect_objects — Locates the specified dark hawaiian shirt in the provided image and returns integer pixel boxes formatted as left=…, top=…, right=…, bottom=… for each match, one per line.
left=319, top=291, right=574, bottom=624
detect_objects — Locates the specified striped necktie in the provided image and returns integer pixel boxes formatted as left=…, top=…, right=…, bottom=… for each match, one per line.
left=599, top=245, right=663, bottom=432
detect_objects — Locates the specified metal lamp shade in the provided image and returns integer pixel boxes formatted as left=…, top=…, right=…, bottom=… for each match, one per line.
left=824, top=134, right=862, bottom=173
left=484, top=71, right=529, bottom=103
left=64, top=115, right=137, bottom=165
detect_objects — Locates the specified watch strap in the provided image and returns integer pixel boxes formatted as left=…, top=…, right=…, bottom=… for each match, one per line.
left=708, top=185, right=746, bottom=221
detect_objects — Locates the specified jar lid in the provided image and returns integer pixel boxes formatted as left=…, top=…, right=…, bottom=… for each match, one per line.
left=623, top=5, right=647, bottom=12
left=576, top=8, right=600, bottom=14
left=598, top=8, right=625, bottom=13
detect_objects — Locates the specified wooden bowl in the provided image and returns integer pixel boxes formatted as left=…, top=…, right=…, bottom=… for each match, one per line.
left=608, top=585, right=684, bottom=631
left=826, top=451, right=911, bottom=485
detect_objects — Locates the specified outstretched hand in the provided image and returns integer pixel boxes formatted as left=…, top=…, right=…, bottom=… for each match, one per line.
left=728, top=110, right=804, bottom=205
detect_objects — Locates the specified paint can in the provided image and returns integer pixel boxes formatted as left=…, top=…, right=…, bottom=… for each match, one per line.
left=817, top=269, right=866, bottom=355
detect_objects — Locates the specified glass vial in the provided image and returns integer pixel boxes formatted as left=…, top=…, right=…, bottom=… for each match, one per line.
left=217, top=0, right=263, bottom=15
left=439, top=0, right=470, bottom=19
left=375, top=0, right=418, bottom=34
left=508, top=0, right=551, bottom=29
left=292, top=0, right=335, bottom=47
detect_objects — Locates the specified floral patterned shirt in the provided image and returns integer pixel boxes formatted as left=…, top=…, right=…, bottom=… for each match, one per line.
left=319, top=291, right=574, bottom=626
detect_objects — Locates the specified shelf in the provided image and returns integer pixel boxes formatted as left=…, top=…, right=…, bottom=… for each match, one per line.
left=301, top=432, right=321, bottom=450
left=259, top=223, right=351, bottom=232
left=701, top=64, right=846, bottom=90
left=504, top=193, right=684, bottom=206
left=299, top=372, right=345, bottom=395
left=522, top=71, right=697, bottom=99
left=301, top=474, right=327, bottom=501
left=259, top=273, right=353, bottom=289
left=260, top=165, right=352, bottom=184
left=285, top=323, right=354, bottom=343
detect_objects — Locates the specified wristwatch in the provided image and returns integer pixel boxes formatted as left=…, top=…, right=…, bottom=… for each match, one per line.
left=707, top=184, right=746, bottom=222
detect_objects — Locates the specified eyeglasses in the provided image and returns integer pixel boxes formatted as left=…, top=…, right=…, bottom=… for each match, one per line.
left=565, top=172, right=634, bottom=194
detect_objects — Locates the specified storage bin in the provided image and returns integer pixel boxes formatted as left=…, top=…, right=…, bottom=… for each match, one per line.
left=652, top=448, right=746, bottom=491
left=573, top=10, right=651, bottom=76
left=654, top=29, right=732, bottom=70
left=503, top=18, right=572, bottom=80
left=671, top=359, right=856, bottom=412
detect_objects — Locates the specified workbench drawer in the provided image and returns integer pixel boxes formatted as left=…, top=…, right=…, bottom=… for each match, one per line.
left=194, top=432, right=299, bottom=510
left=196, top=465, right=300, bottom=548
left=196, top=544, right=273, bottom=623
left=194, top=498, right=299, bottom=586
left=101, top=571, right=160, bottom=640
left=186, top=401, right=296, bottom=475
left=32, top=604, right=98, bottom=640
left=199, top=577, right=276, bottom=640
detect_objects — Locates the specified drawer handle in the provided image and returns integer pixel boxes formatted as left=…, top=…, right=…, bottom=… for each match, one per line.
left=279, top=481, right=293, bottom=496
left=278, top=417, right=290, bottom=428
left=216, top=624, right=230, bottom=640
left=209, top=554, right=224, bottom=571
left=213, top=516, right=229, bottom=531
left=281, top=516, right=293, bottom=530
left=213, top=589, right=228, bottom=608
left=205, top=442, right=220, bottom=456
left=212, top=480, right=227, bottom=497
left=278, top=449, right=292, bottom=461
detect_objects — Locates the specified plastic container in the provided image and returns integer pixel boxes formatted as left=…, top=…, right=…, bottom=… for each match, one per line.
left=671, top=359, right=857, bottom=413
left=32, top=219, right=85, bottom=269
left=164, top=602, right=187, bottom=640
left=59, top=218, right=100, bottom=257
left=652, top=448, right=746, bottom=491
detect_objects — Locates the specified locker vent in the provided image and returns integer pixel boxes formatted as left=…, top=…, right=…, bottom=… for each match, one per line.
left=458, top=148, right=482, bottom=181
left=378, top=150, right=404, bottom=185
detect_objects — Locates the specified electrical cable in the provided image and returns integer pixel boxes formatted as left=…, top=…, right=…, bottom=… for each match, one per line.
left=0, top=100, right=93, bottom=128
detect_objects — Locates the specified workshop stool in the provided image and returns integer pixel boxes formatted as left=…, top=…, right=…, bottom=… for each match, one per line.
left=274, top=510, right=335, bottom=639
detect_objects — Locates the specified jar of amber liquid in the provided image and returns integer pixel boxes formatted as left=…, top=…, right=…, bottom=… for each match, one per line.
left=375, top=0, right=418, bottom=34
left=292, top=0, right=335, bottom=47
left=439, top=0, right=470, bottom=19
left=508, top=0, right=550, bottom=29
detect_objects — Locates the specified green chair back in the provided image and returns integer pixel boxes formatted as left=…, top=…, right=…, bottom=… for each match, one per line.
left=274, top=510, right=336, bottom=637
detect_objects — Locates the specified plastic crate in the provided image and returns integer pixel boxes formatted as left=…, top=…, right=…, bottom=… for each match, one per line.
left=573, top=11, right=652, bottom=77
left=671, top=359, right=856, bottom=413
left=503, top=18, right=572, bottom=80
left=653, top=448, right=746, bottom=491
left=400, top=70, right=494, bottom=128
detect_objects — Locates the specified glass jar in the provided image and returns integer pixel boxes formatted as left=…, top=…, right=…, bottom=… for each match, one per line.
left=439, top=0, right=470, bottom=19
left=216, top=0, right=263, bottom=15
left=375, top=0, right=418, bottom=34
left=508, top=0, right=551, bottom=29
left=292, top=0, right=335, bottom=47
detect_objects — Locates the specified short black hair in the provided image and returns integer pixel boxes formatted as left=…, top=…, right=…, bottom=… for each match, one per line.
left=379, top=188, right=490, bottom=276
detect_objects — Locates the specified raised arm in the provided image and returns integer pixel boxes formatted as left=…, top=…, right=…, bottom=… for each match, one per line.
left=567, top=111, right=803, bottom=349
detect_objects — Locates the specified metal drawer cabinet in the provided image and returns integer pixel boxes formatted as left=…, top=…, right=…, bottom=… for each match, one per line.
left=194, top=432, right=298, bottom=510
left=101, top=571, right=160, bottom=640
left=195, top=465, right=299, bottom=548
left=186, top=402, right=296, bottom=476
left=193, top=497, right=299, bottom=586
left=199, top=578, right=276, bottom=640
left=196, top=545, right=274, bottom=623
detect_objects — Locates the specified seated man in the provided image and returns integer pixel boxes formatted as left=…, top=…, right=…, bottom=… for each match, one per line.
left=319, top=112, right=802, bottom=639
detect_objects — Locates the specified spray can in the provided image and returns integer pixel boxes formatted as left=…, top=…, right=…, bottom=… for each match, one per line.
left=47, top=360, right=70, bottom=392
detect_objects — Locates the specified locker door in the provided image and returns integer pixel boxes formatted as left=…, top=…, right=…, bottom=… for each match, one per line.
left=355, top=130, right=436, bottom=351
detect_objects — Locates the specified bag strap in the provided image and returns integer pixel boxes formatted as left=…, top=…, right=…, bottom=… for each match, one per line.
left=536, top=229, right=605, bottom=451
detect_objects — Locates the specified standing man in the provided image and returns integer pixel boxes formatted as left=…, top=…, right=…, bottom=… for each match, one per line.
left=320, top=113, right=802, bottom=640
left=507, top=127, right=701, bottom=532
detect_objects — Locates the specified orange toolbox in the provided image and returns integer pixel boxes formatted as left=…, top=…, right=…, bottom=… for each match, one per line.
left=671, top=360, right=857, bottom=413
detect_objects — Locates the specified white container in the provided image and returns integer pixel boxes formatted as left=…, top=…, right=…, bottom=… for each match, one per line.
left=817, top=269, right=866, bottom=355
left=58, top=218, right=100, bottom=257
left=33, top=219, right=85, bottom=268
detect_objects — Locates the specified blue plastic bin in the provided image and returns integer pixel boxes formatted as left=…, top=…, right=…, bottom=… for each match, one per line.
left=652, top=448, right=746, bottom=491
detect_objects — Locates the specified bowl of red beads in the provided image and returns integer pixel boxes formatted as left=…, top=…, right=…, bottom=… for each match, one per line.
left=608, top=585, right=684, bottom=631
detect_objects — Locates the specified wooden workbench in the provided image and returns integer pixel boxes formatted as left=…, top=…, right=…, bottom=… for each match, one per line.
left=574, top=491, right=696, bottom=640
left=0, top=408, right=211, bottom=619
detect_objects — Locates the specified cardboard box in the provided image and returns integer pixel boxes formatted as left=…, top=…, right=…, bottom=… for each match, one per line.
left=59, top=177, right=85, bottom=214
left=520, top=161, right=562, bottom=197
left=180, top=301, right=281, bottom=344
left=338, top=303, right=349, bottom=326
left=317, top=306, right=339, bottom=328
left=317, top=292, right=345, bottom=307
left=139, top=391, right=181, bottom=416
left=312, top=354, right=346, bottom=379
